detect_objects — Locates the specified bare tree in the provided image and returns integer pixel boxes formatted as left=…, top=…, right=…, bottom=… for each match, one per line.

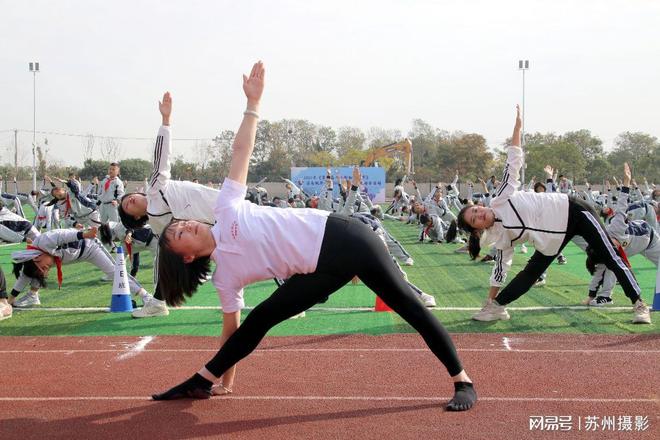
left=194, top=140, right=213, bottom=171
left=100, top=137, right=122, bottom=161
left=83, top=134, right=95, bottom=161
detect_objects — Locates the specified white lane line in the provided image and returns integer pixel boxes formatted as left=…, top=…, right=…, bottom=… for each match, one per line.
left=116, top=336, right=154, bottom=361
left=1, top=348, right=658, bottom=354
left=502, top=337, right=512, bottom=351
left=0, top=396, right=656, bottom=403
left=11, top=305, right=639, bottom=312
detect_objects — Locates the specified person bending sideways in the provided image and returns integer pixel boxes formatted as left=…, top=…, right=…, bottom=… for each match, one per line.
left=446, top=105, right=651, bottom=325
left=151, top=61, right=476, bottom=411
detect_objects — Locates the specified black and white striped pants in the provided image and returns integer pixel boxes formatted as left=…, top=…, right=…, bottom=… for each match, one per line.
left=496, top=199, right=642, bottom=306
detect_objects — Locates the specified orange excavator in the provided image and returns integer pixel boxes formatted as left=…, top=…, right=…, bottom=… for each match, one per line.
left=361, top=139, right=414, bottom=175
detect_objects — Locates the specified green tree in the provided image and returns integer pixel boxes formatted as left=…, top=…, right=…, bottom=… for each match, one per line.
left=336, top=127, right=366, bottom=158
left=608, top=132, right=659, bottom=181
left=79, top=159, right=111, bottom=180
left=118, top=158, right=152, bottom=181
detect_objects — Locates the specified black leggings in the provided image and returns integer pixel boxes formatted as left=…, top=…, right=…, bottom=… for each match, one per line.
left=496, top=199, right=642, bottom=306
left=205, top=214, right=464, bottom=378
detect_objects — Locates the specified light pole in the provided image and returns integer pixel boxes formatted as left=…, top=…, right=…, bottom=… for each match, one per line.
left=29, top=61, right=40, bottom=191
left=518, top=59, right=529, bottom=186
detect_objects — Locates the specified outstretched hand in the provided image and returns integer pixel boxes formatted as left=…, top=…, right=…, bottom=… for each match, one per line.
left=623, top=162, right=631, bottom=187
left=352, top=166, right=362, bottom=186
left=152, top=373, right=213, bottom=401
left=83, top=226, right=98, bottom=239
left=543, top=165, right=554, bottom=178
left=243, top=61, right=265, bottom=105
left=159, top=92, right=172, bottom=121
left=515, top=104, right=522, bottom=131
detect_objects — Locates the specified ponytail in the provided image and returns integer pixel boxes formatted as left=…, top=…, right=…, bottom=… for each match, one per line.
left=445, top=220, right=458, bottom=243
left=468, top=232, right=481, bottom=260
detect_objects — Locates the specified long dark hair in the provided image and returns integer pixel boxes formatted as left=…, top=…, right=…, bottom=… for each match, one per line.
left=12, top=261, right=47, bottom=287
left=99, top=223, right=114, bottom=246
left=451, top=206, right=481, bottom=259
left=118, top=193, right=149, bottom=229
left=157, top=222, right=211, bottom=307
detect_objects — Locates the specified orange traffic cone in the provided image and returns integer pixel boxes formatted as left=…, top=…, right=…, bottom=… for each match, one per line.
left=374, top=295, right=393, bottom=312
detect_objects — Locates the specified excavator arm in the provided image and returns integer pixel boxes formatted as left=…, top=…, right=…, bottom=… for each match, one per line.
left=362, top=139, right=413, bottom=174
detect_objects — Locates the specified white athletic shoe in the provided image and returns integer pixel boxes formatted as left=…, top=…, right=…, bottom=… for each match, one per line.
left=472, top=300, right=510, bottom=321
left=533, top=278, right=546, bottom=288
left=403, top=257, right=414, bottom=266
left=289, top=311, right=306, bottom=319
left=419, top=292, right=437, bottom=307
left=0, top=302, right=12, bottom=321
left=632, top=300, right=651, bottom=324
left=452, top=238, right=466, bottom=244
left=13, top=292, right=41, bottom=308
left=100, top=274, right=112, bottom=282
left=131, top=298, right=169, bottom=318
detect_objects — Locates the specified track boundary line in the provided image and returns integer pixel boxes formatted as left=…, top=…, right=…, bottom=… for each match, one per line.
left=0, top=395, right=657, bottom=403
left=2, top=348, right=658, bottom=354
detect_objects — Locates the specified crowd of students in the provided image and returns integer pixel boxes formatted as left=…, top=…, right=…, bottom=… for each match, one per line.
left=0, top=61, right=658, bottom=411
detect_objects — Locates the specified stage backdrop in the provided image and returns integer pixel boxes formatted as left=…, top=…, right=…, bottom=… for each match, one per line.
left=290, top=167, right=386, bottom=203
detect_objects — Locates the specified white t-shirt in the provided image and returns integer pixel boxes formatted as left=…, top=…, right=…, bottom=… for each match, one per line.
left=211, top=178, right=330, bottom=312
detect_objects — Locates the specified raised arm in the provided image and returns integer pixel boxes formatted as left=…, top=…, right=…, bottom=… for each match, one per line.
left=227, top=61, right=265, bottom=185
left=608, top=163, right=632, bottom=237
left=492, top=106, right=523, bottom=203
left=149, top=92, right=173, bottom=190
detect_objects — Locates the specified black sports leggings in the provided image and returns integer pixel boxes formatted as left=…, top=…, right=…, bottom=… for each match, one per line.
left=205, top=214, right=464, bottom=377
left=496, top=199, right=642, bottom=306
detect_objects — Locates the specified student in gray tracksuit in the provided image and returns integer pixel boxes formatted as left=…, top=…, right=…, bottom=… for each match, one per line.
left=587, top=177, right=659, bottom=305
left=48, top=176, right=101, bottom=228
left=98, top=163, right=125, bottom=223
left=0, top=206, right=40, bottom=243
left=8, top=227, right=151, bottom=307
left=344, top=168, right=413, bottom=265
left=100, top=221, right=157, bottom=278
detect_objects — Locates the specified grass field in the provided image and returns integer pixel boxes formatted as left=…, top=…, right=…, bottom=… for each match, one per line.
left=0, top=212, right=657, bottom=337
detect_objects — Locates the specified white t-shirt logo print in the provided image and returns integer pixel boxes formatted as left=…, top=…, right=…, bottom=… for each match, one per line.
left=231, top=221, right=239, bottom=240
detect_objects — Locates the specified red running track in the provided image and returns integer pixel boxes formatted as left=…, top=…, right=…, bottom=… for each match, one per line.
left=0, top=333, right=658, bottom=439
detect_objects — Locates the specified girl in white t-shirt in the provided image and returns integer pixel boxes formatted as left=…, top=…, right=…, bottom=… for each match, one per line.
left=151, top=62, right=476, bottom=411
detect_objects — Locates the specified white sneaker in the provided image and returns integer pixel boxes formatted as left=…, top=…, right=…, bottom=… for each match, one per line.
left=100, top=274, right=112, bottom=282
left=14, top=292, right=41, bottom=308
left=632, top=300, right=651, bottom=324
left=419, top=292, right=436, bottom=307
left=289, top=311, right=306, bottom=319
left=403, top=257, right=414, bottom=266
left=452, top=238, right=466, bottom=244
left=533, top=278, right=546, bottom=288
left=472, top=300, right=510, bottom=321
left=131, top=298, right=169, bottom=318
left=0, top=302, right=12, bottom=321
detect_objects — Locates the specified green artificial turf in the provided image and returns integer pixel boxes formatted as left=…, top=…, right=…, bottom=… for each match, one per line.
left=0, top=214, right=657, bottom=336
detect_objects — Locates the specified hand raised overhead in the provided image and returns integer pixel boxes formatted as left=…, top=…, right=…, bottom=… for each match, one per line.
left=243, top=61, right=265, bottom=105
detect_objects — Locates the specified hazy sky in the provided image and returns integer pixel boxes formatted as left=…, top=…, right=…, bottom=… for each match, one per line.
left=1, top=0, right=659, bottom=167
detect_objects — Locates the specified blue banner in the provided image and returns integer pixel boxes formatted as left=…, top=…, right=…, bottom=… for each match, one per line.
left=290, top=167, right=386, bottom=203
